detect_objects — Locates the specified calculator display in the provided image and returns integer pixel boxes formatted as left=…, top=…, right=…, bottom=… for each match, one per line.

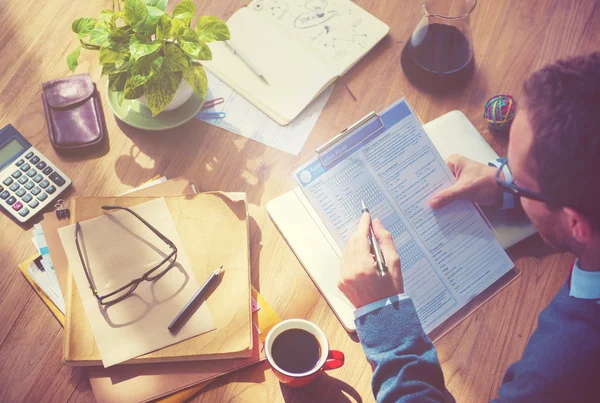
left=0, top=139, right=24, bottom=166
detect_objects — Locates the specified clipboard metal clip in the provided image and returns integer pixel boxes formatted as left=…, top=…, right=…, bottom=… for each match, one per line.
left=315, top=111, right=385, bottom=167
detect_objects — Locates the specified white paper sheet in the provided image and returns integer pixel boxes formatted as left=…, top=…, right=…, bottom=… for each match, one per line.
left=294, top=98, right=515, bottom=333
left=31, top=224, right=65, bottom=313
left=58, top=198, right=216, bottom=367
left=196, top=71, right=333, bottom=155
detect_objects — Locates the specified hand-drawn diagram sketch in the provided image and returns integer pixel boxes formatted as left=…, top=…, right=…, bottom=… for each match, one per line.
left=250, top=0, right=371, bottom=64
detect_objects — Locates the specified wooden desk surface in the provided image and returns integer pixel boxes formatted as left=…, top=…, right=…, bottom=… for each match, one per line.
left=0, top=1, right=597, bottom=402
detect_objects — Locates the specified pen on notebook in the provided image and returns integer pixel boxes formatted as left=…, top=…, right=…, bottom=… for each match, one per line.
left=361, top=199, right=388, bottom=277
left=168, top=266, right=224, bottom=332
left=225, top=41, right=269, bottom=85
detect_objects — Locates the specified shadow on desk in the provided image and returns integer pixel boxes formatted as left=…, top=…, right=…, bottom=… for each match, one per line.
left=113, top=118, right=274, bottom=207
left=280, top=373, right=363, bottom=403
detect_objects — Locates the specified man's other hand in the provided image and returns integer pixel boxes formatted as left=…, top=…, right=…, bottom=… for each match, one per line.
left=338, top=213, right=404, bottom=309
left=430, top=154, right=502, bottom=209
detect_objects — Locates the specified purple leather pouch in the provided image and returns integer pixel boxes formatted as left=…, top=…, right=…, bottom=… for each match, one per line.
left=42, top=74, right=106, bottom=154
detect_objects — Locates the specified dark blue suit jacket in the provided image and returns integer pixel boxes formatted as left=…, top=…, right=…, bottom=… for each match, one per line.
left=355, top=284, right=600, bottom=402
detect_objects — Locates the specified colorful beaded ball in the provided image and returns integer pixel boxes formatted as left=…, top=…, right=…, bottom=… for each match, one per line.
left=484, top=94, right=517, bottom=131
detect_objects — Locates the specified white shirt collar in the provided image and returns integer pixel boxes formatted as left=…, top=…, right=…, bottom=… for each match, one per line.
left=569, top=259, right=600, bottom=300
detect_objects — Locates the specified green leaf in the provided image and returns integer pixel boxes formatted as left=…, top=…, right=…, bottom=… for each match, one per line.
left=169, top=17, right=186, bottom=37
left=124, top=0, right=148, bottom=31
left=124, top=75, right=149, bottom=99
left=89, top=24, right=112, bottom=47
left=99, top=45, right=129, bottom=64
left=108, top=26, right=131, bottom=45
left=140, top=6, right=165, bottom=32
left=108, top=72, right=128, bottom=92
left=66, top=46, right=81, bottom=73
left=176, top=26, right=199, bottom=42
left=173, top=0, right=195, bottom=18
left=130, top=54, right=163, bottom=77
left=99, top=9, right=113, bottom=22
left=72, top=17, right=97, bottom=39
left=163, top=44, right=189, bottom=72
left=145, top=0, right=168, bottom=11
left=125, top=85, right=145, bottom=99
left=143, top=70, right=182, bottom=116
left=179, top=39, right=211, bottom=60
left=173, top=11, right=193, bottom=26
left=182, top=64, right=207, bottom=98
left=129, top=35, right=162, bottom=61
left=102, top=63, right=118, bottom=75
left=195, top=16, right=230, bottom=42
left=117, top=90, right=125, bottom=106
left=156, top=14, right=171, bottom=40
left=99, top=10, right=115, bottom=29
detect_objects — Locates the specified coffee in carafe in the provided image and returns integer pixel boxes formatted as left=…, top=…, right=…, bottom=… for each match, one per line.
left=401, top=0, right=477, bottom=92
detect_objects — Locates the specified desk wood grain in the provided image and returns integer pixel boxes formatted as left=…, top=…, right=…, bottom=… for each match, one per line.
left=0, top=1, right=598, bottom=402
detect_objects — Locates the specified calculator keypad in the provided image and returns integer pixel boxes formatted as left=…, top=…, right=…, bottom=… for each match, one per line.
left=0, top=145, right=71, bottom=223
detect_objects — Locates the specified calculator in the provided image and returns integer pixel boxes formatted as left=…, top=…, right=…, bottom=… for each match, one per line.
left=0, top=124, right=71, bottom=223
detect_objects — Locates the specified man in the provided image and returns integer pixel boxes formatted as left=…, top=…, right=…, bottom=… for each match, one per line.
left=338, top=52, right=600, bottom=402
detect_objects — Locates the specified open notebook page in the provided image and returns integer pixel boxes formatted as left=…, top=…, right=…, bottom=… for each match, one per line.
left=247, top=0, right=390, bottom=76
left=203, top=6, right=337, bottom=125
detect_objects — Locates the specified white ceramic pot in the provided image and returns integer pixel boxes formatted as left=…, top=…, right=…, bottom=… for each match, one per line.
left=138, top=78, right=194, bottom=112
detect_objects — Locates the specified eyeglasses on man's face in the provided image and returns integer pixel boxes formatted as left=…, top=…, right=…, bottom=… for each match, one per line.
left=74, top=205, right=178, bottom=305
left=493, top=159, right=558, bottom=206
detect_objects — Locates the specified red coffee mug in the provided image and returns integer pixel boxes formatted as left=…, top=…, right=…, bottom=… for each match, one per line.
left=265, top=319, right=345, bottom=387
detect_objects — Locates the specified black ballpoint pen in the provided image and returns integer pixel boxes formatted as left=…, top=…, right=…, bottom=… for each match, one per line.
left=361, top=200, right=388, bottom=277
left=168, top=266, right=223, bottom=332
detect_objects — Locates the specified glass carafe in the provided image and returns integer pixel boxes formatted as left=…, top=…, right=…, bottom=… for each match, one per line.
left=401, top=0, right=476, bottom=92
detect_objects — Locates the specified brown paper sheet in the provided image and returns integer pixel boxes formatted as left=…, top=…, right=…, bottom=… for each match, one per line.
left=64, top=192, right=252, bottom=365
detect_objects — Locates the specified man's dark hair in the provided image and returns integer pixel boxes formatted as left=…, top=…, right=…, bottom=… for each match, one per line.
left=524, top=52, right=600, bottom=229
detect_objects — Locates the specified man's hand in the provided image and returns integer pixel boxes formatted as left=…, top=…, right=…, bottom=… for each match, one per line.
left=430, top=154, right=502, bottom=209
left=338, top=213, right=403, bottom=309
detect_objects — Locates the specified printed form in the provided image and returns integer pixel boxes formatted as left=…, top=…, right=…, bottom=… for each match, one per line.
left=294, top=99, right=514, bottom=333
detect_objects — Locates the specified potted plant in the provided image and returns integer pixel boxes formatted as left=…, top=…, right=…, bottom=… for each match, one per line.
left=67, top=0, right=229, bottom=116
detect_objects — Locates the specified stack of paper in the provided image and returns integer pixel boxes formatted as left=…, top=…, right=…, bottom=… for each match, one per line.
left=16, top=177, right=281, bottom=402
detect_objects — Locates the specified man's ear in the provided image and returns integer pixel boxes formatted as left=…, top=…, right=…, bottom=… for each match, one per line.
left=563, top=207, right=593, bottom=243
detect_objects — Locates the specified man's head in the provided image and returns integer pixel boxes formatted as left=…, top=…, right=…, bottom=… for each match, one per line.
left=507, top=52, right=600, bottom=253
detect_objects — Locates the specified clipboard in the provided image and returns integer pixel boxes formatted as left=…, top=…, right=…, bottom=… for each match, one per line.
left=268, top=94, right=534, bottom=334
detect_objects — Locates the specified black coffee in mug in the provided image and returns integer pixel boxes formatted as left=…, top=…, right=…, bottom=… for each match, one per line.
left=271, top=328, right=321, bottom=373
